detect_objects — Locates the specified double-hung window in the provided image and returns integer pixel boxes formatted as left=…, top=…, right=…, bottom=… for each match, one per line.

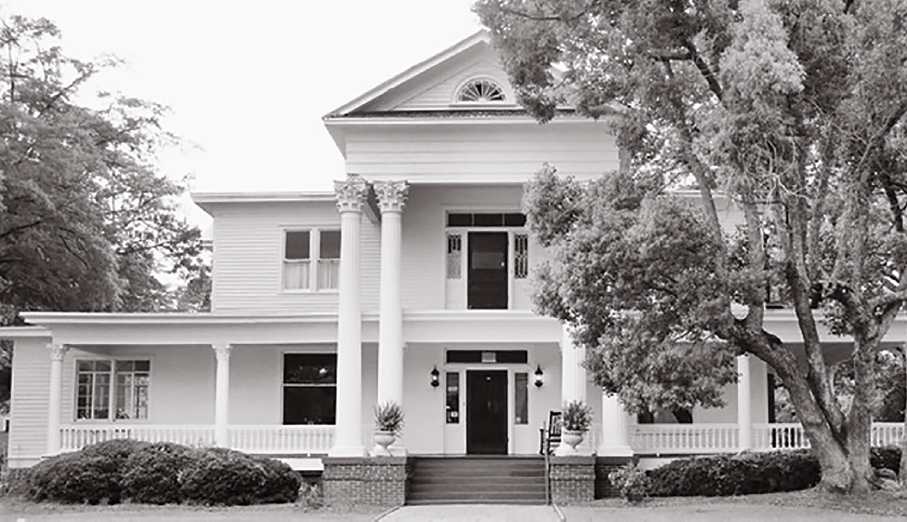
left=76, top=360, right=150, bottom=421
left=283, top=229, right=341, bottom=291
left=283, top=353, right=337, bottom=424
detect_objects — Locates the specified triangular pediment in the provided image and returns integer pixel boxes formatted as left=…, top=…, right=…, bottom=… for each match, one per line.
left=325, top=31, right=520, bottom=117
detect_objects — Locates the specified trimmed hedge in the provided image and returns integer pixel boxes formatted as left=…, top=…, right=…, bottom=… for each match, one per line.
left=644, top=447, right=903, bottom=498
left=180, top=448, right=300, bottom=505
left=28, top=439, right=150, bottom=504
left=122, top=442, right=197, bottom=504
left=26, top=439, right=300, bottom=505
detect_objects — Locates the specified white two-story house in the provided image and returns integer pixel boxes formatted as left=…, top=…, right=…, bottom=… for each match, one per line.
left=3, top=32, right=905, bottom=490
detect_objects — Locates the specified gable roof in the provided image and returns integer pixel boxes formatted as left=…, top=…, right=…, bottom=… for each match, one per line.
left=325, top=30, right=495, bottom=118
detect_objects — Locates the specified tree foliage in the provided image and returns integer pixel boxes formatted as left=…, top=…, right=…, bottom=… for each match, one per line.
left=477, top=0, right=907, bottom=493
left=0, top=14, right=209, bottom=322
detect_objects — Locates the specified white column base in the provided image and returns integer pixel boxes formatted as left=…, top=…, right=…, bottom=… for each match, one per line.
left=597, top=393, right=634, bottom=457
left=328, top=445, right=367, bottom=457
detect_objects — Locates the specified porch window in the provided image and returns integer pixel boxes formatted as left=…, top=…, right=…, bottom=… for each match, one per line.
left=447, top=233, right=462, bottom=279
left=446, top=372, right=460, bottom=424
left=283, top=353, right=336, bottom=425
left=283, top=229, right=341, bottom=291
left=76, top=360, right=150, bottom=421
left=514, top=233, right=529, bottom=279
left=514, top=372, right=528, bottom=424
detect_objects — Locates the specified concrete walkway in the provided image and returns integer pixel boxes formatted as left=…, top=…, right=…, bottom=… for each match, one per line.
left=378, top=504, right=561, bottom=521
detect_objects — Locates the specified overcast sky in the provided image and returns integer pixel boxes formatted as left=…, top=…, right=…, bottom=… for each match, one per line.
left=4, top=0, right=482, bottom=196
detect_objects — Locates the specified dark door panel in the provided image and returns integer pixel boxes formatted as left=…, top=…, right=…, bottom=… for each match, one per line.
left=466, top=370, right=508, bottom=454
left=468, top=232, right=508, bottom=309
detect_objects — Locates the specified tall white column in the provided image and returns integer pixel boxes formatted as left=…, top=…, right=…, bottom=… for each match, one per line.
left=557, top=325, right=588, bottom=455
left=375, top=181, right=408, bottom=409
left=737, top=354, right=753, bottom=451
left=597, top=393, right=634, bottom=456
left=213, top=344, right=232, bottom=447
left=560, top=325, right=587, bottom=404
left=47, top=343, right=68, bottom=455
left=331, top=174, right=369, bottom=457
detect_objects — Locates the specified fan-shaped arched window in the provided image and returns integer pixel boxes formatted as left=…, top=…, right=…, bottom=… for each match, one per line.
left=455, top=78, right=506, bottom=103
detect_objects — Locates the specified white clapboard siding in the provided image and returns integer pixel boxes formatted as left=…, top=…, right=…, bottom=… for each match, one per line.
left=210, top=200, right=383, bottom=314
left=8, top=336, right=51, bottom=467
left=396, top=60, right=513, bottom=110
left=356, top=40, right=496, bottom=113
left=344, top=122, right=619, bottom=181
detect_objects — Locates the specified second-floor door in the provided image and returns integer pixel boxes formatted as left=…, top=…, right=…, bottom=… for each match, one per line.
left=467, top=232, right=508, bottom=309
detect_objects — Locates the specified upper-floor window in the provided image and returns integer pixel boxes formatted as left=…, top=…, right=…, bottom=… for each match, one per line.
left=283, top=229, right=340, bottom=291
left=455, top=78, right=506, bottom=103
left=76, top=359, right=150, bottom=421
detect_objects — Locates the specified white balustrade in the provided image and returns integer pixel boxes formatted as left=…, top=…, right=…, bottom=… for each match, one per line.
left=60, top=425, right=216, bottom=452
left=752, top=423, right=810, bottom=450
left=871, top=422, right=905, bottom=447
left=229, top=425, right=335, bottom=454
left=630, top=424, right=739, bottom=454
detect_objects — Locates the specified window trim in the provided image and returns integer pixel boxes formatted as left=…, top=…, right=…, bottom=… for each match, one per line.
left=451, top=76, right=511, bottom=106
left=73, top=356, right=152, bottom=423
left=281, top=228, right=341, bottom=294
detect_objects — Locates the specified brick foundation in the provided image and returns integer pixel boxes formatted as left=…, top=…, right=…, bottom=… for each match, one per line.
left=549, top=455, right=595, bottom=504
left=322, top=456, right=411, bottom=507
left=594, top=456, right=636, bottom=498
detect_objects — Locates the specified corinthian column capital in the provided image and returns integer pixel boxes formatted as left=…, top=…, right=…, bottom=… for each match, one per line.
left=334, top=174, right=369, bottom=213
left=212, top=343, right=233, bottom=361
left=47, top=343, right=69, bottom=361
left=374, top=180, right=409, bottom=214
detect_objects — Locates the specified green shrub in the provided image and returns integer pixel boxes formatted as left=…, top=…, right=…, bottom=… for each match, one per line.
left=608, top=464, right=650, bottom=502
left=122, top=442, right=198, bottom=504
left=179, top=448, right=300, bottom=505
left=28, top=439, right=149, bottom=504
left=647, top=450, right=820, bottom=497
left=870, top=446, right=902, bottom=473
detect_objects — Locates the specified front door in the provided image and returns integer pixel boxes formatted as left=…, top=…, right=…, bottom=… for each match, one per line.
left=466, top=370, right=508, bottom=454
left=468, top=232, right=508, bottom=309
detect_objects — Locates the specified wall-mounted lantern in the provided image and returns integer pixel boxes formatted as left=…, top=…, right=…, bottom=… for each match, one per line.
left=430, top=366, right=440, bottom=387
left=534, top=365, right=544, bottom=388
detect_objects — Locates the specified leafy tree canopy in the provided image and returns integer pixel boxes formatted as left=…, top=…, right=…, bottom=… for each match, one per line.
left=477, top=0, right=907, bottom=493
left=0, top=14, right=209, bottom=324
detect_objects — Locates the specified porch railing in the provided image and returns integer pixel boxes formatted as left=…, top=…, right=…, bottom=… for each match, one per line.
left=632, top=422, right=906, bottom=455
left=60, top=424, right=352, bottom=455
left=631, top=423, right=739, bottom=454
left=229, top=425, right=335, bottom=454
left=60, top=425, right=216, bottom=452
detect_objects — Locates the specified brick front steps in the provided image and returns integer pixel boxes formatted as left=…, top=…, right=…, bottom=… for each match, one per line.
left=407, top=456, right=546, bottom=505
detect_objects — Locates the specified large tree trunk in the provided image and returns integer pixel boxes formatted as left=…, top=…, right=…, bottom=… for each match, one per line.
left=901, top=346, right=907, bottom=486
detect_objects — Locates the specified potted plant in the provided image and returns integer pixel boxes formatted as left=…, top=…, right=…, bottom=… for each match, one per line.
left=559, top=400, right=593, bottom=454
left=372, top=401, right=404, bottom=456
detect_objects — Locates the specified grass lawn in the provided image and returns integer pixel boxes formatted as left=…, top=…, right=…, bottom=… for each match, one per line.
left=563, top=489, right=907, bottom=521
left=0, top=496, right=387, bottom=521
left=3, top=489, right=907, bottom=521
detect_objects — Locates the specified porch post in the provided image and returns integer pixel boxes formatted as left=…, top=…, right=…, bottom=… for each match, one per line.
left=597, top=393, right=634, bottom=456
left=557, top=325, right=588, bottom=455
left=213, top=343, right=232, bottom=447
left=374, top=181, right=408, bottom=415
left=560, top=324, right=587, bottom=404
left=737, top=354, right=753, bottom=450
left=331, top=174, right=369, bottom=457
left=47, top=343, right=68, bottom=455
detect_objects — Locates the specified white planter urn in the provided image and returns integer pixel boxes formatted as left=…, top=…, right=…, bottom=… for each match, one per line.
left=560, top=429, right=584, bottom=454
left=372, top=430, right=396, bottom=456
